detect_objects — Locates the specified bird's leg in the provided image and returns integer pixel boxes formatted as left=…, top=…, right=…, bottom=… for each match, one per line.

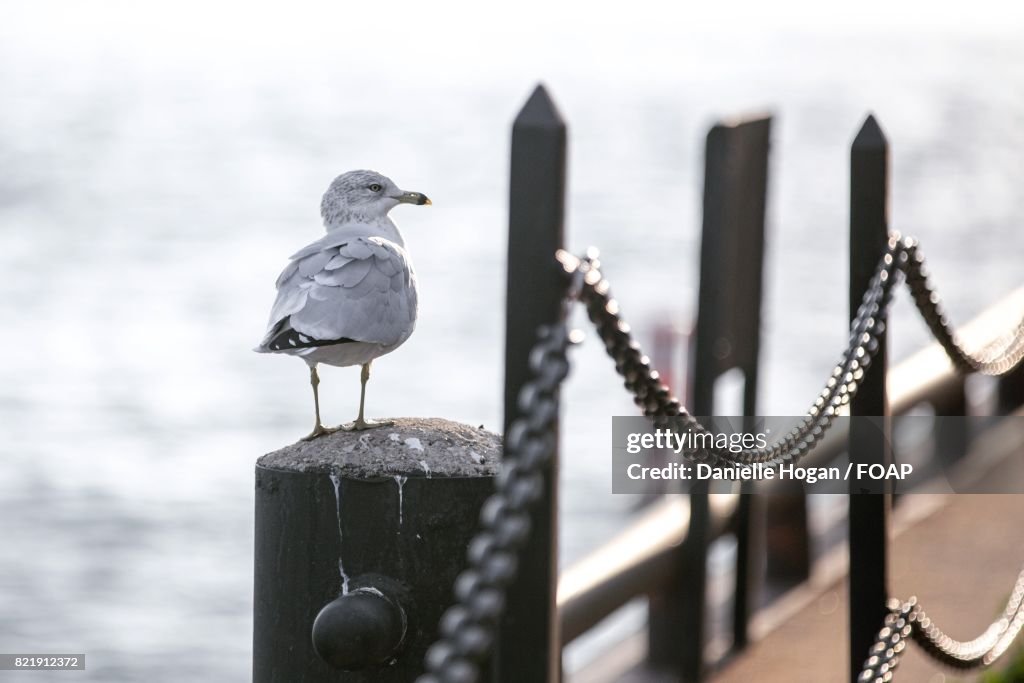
left=343, top=361, right=394, bottom=431
left=302, top=364, right=339, bottom=440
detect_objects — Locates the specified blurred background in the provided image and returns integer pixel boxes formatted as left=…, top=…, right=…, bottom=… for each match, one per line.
left=1, top=1, right=1023, bottom=680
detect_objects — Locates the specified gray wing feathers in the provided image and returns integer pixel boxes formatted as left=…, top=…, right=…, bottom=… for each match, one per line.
left=262, top=235, right=416, bottom=348
left=287, top=225, right=365, bottom=260
left=342, top=240, right=374, bottom=260
left=325, top=253, right=354, bottom=270
left=274, top=260, right=299, bottom=288
left=298, top=251, right=333, bottom=277
left=314, top=258, right=371, bottom=287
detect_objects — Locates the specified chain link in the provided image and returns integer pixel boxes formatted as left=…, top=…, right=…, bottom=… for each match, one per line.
left=414, top=295, right=577, bottom=683
left=902, top=237, right=1024, bottom=375
left=859, top=566, right=1024, bottom=680
left=563, top=233, right=1024, bottom=467
left=562, top=243, right=896, bottom=466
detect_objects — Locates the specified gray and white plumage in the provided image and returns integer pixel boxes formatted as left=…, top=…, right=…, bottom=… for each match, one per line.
left=255, top=170, right=428, bottom=435
left=258, top=231, right=417, bottom=367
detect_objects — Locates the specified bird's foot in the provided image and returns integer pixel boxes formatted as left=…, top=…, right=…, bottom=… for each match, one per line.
left=341, top=417, right=395, bottom=432
left=301, top=424, right=341, bottom=441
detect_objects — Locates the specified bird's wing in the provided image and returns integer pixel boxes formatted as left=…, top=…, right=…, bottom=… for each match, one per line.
left=258, top=235, right=416, bottom=351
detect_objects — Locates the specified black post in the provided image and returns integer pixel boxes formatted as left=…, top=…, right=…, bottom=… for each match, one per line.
left=252, top=419, right=500, bottom=683
left=998, top=363, right=1024, bottom=413
left=847, top=114, right=892, bottom=683
left=933, top=379, right=968, bottom=471
left=499, top=84, right=566, bottom=683
left=725, top=119, right=770, bottom=653
left=648, top=117, right=771, bottom=679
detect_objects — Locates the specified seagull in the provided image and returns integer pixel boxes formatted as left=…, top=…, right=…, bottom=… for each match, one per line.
left=256, top=170, right=429, bottom=440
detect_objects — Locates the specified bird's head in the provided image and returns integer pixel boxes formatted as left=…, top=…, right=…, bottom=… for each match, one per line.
left=320, top=170, right=430, bottom=226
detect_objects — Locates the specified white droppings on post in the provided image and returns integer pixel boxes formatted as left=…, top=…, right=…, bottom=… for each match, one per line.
left=329, top=472, right=351, bottom=595
left=262, top=418, right=501, bottom=479
left=419, top=460, right=431, bottom=478
left=352, top=586, right=385, bottom=599
left=394, top=475, right=407, bottom=527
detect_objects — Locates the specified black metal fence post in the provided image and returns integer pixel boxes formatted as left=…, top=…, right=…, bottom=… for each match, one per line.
left=648, top=116, right=771, bottom=679
left=998, top=363, right=1024, bottom=414
left=694, top=118, right=772, bottom=656
left=933, top=378, right=969, bottom=471
left=847, top=114, right=892, bottom=683
left=499, top=83, right=567, bottom=683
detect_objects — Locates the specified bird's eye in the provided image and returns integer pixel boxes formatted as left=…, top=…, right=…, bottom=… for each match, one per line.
left=368, top=183, right=382, bottom=192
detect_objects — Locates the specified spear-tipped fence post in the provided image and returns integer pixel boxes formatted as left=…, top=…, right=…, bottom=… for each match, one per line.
left=499, top=83, right=567, bottom=683
left=847, top=113, right=892, bottom=683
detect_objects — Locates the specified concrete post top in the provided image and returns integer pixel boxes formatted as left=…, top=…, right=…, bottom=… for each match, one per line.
left=258, top=417, right=501, bottom=479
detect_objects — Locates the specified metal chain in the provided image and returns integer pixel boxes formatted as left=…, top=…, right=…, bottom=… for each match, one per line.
left=561, top=244, right=897, bottom=466
left=562, top=233, right=1024, bottom=467
left=902, top=237, right=1024, bottom=375
left=417, top=235, right=1024, bottom=682
left=859, top=566, right=1024, bottom=680
left=414, top=288, right=578, bottom=683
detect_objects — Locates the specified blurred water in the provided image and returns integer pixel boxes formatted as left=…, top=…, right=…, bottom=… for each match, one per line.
left=1, top=4, right=1023, bottom=680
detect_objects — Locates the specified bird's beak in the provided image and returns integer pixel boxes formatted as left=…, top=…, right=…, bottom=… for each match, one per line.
left=396, top=191, right=431, bottom=206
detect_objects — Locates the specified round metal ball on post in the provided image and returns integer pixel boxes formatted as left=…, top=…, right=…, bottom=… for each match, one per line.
left=253, top=418, right=500, bottom=682
left=311, top=583, right=407, bottom=670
